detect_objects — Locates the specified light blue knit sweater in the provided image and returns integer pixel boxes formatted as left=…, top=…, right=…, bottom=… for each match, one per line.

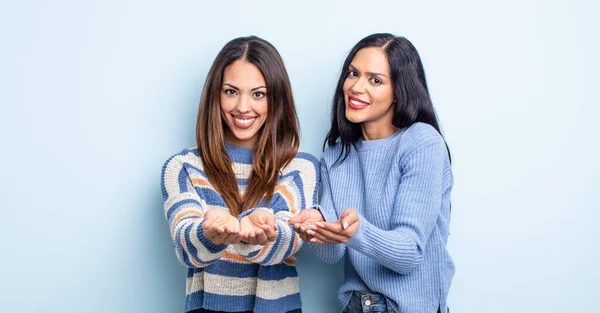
left=310, top=122, right=454, bottom=313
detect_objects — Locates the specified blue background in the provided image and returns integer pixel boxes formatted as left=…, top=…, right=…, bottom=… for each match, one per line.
left=1, top=1, right=598, bottom=312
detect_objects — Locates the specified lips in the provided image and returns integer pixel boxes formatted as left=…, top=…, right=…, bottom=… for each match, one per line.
left=231, top=115, right=258, bottom=129
left=348, top=96, right=369, bottom=110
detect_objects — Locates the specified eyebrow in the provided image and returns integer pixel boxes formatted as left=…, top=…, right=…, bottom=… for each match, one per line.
left=348, top=64, right=388, bottom=78
left=223, top=83, right=267, bottom=91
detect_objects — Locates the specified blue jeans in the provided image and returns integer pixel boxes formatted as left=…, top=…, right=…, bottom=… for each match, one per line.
left=343, top=291, right=447, bottom=313
left=343, top=291, right=395, bottom=313
left=189, top=309, right=301, bottom=313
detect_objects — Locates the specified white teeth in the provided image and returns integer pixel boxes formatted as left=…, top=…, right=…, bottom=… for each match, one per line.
left=235, top=117, right=255, bottom=124
left=350, top=99, right=367, bottom=106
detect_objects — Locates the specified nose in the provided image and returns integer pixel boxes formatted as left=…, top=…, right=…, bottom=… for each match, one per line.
left=235, top=95, right=251, bottom=113
left=350, top=77, right=367, bottom=95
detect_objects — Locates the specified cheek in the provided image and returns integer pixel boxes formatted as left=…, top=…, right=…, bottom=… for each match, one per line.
left=220, top=98, right=234, bottom=115
left=373, top=87, right=394, bottom=104
left=257, top=101, right=268, bottom=116
left=342, top=79, right=352, bottom=94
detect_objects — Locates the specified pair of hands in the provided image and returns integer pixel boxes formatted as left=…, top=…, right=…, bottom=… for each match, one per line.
left=202, top=209, right=278, bottom=246
left=287, top=208, right=360, bottom=244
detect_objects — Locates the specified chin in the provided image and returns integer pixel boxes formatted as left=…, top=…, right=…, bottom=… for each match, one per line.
left=345, top=111, right=364, bottom=124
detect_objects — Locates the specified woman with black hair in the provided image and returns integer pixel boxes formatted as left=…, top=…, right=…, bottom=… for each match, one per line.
left=290, top=33, right=454, bottom=313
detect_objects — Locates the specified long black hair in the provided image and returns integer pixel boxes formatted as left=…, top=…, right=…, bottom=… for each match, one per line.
left=325, top=33, right=449, bottom=164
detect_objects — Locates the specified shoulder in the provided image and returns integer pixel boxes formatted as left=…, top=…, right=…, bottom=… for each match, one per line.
left=282, top=151, right=319, bottom=176
left=404, top=122, right=444, bottom=145
left=401, top=122, right=446, bottom=153
left=161, top=147, right=203, bottom=172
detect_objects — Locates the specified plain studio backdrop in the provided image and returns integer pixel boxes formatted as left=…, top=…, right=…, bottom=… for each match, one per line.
left=1, top=1, right=598, bottom=312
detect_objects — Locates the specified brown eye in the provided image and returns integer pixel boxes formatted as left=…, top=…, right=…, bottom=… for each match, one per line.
left=369, top=78, right=382, bottom=85
left=347, top=71, right=358, bottom=78
left=253, top=91, right=266, bottom=99
left=224, top=89, right=237, bottom=96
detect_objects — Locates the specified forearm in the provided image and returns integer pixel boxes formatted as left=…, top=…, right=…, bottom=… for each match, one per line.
left=347, top=215, right=423, bottom=274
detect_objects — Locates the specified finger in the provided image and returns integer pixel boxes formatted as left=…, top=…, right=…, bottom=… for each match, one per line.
left=287, top=212, right=306, bottom=225
left=260, top=224, right=278, bottom=242
left=287, top=216, right=299, bottom=225
left=312, top=225, right=347, bottom=243
left=306, top=228, right=340, bottom=244
left=240, top=236, right=251, bottom=244
left=212, top=232, right=230, bottom=245
left=213, top=225, right=225, bottom=234
left=224, top=224, right=239, bottom=234
left=203, top=227, right=217, bottom=239
left=245, top=231, right=258, bottom=245
left=292, top=223, right=301, bottom=232
left=340, top=214, right=358, bottom=231
left=254, top=229, right=269, bottom=245
left=203, top=218, right=215, bottom=229
left=298, top=232, right=310, bottom=242
left=244, top=229, right=258, bottom=245
left=316, top=221, right=344, bottom=234
left=338, top=210, right=355, bottom=229
left=223, top=232, right=241, bottom=245
left=292, top=225, right=309, bottom=241
left=232, top=233, right=243, bottom=244
left=309, top=237, right=328, bottom=244
left=307, top=229, right=338, bottom=244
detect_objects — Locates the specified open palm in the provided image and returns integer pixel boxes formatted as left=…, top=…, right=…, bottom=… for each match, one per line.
left=202, top=208, right=241, bottom=245
left=239, top=209, right=277, bottom=245
left=287, top=208, right=324, bottom=241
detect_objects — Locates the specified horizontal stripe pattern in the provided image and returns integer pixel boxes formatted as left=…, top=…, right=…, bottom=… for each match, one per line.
left=161, top=144, right=319, bottom=312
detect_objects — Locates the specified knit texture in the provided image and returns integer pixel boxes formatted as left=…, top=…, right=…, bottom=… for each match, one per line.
left=161, top=143, right=319, bottom=313
left=310, top=122, right=454, bottom=313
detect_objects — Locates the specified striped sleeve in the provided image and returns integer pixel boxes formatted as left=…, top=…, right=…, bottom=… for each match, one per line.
left=161, top=152, right=228, bottom=268
left=232, top=153, right=319, bottom=265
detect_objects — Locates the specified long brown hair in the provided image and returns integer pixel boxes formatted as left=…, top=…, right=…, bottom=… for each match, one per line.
left=196, top=36, right=299, bottom=217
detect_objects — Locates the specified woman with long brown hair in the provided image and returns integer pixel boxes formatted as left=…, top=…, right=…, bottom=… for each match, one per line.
left=161, top=36, right=318, bottom=313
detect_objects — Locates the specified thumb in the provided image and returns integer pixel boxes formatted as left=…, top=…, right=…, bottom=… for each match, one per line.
left=203, top=214, right=215, bottom=229
left=340, top=208, right=356, bottom=230
left=288, top=211, right=305, bottom=224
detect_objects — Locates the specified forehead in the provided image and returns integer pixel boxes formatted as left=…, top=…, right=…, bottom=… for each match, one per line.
left=351, top=47, right=390, bottom=75
left=222, top=60, right=266, bottom=88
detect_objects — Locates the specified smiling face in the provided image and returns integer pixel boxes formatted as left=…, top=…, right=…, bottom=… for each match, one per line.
left=220, top=60, right=268, bottom=149
left=343, top=47, right=396, bottom=135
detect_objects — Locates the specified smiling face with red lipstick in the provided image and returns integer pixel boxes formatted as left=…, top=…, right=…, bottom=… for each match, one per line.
left=220, top=60, right=268, bottom=148
left=343, top=47, right=397, bottom=140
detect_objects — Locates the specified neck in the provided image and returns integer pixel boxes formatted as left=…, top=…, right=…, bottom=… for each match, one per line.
left=360, top=111, right=398, bottom=141
left=224, top=131, right=256, bottom=149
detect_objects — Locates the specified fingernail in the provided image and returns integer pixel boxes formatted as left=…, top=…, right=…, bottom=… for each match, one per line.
left=307, top=230, right=315, bottom=235
left=316, top=222, right=324, bottom=228
left=300, top=226, right=305, bottom=232
left=343, top=222, right=349, bottom=230
left=310, top=238, right=317, bottom=243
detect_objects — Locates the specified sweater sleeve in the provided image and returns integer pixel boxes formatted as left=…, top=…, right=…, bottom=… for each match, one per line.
left=346, top=136, right=447, bottom=274
left=308, top=158, right=347, bottom=264
left=232, top=153, right=319, bottom=265
left=161, top=152, right=228, bottom=268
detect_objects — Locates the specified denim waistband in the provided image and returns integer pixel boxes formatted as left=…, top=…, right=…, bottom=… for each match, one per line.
left=345, top=291, right=394, bottom=313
